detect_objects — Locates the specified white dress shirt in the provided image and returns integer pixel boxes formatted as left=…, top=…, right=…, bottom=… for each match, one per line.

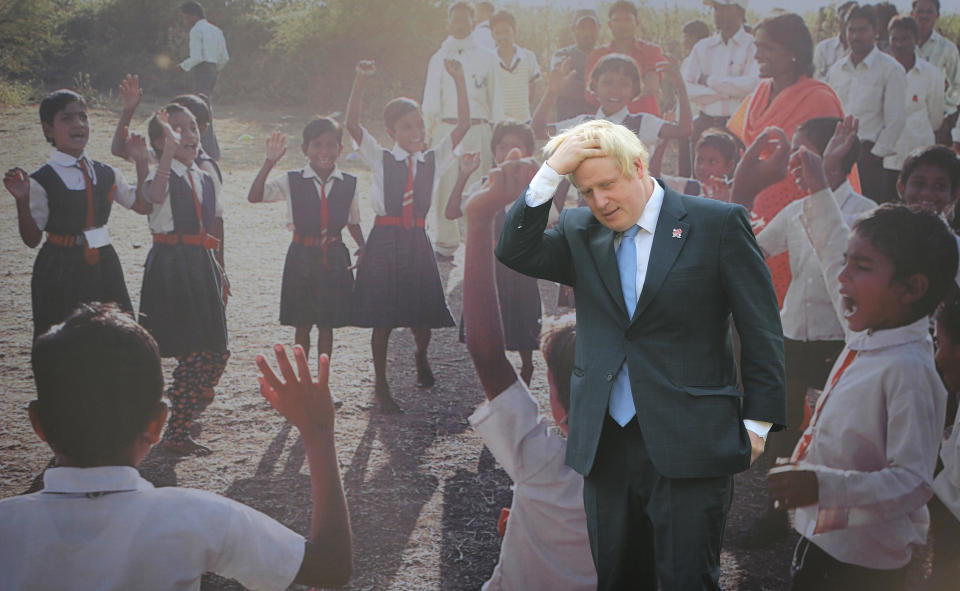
left=917, top=29, right=960, bottom=115
left=813, top=36, right=848, bottom=81
left=681, top=27, right=760, bottom=118
left=826, top=46, right=907, bottom=158
left=884, top=55, right=945, bottom=171
left=179, top=18, right=229, bottom=72
left=144, top=159, right=218, bottom=234
left=422, top=36, right=503, bottom=142
left=525, top=163, right=772, bottom=438
left=757, top=181, right=876, bottom=341
left=495, top=44, right=541, bottom=122
left=0, top=466, right=305, bottom=591
left=470, top=380, right=596, bottom=591
left=472, top=20, right=497, bottom=52
left=789, top=185, right=946, bottom=569
left=262, top=165, right=360, bottom=230
left=28, top=150, right=138, bottom=231
left=353, top=127, right=456, bottom=216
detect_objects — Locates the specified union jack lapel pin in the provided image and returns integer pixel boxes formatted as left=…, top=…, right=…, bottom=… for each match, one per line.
left=672, top=227, right=683, bottom=239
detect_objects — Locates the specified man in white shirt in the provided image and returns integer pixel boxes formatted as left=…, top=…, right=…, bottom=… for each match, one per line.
left=884, top=15, right=945, bottom=198
left=422, top=1, right=503, bottom=259
left=490, top=9, right=540, bottom=123
left=912, top=0, right=960, bottom=144
left=472, top=1, right=497, bottom=52
left=826, top=4, right=906, bottom=203
left=681, top=0, right=758, bottom=165
left=813, top=1, right=857, bottom=80
left=178, top=1, right=228, bottom=159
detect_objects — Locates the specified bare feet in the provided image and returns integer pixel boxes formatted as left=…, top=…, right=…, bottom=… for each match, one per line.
left=375, top=381, right=403, bottom=414
left=158, top=436, right=212, bottom=456
left=415, top=355, right=435, bottom=388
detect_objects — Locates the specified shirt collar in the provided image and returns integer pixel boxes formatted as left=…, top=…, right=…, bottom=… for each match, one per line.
left=49, top=150, right=89, bottom=168
left=846, top=316, right=933, bottom=352
left=302, top=165, right=343, bottom=182
left=635, top=179, right=664, bottom=235
left=390, top=143, right=425, bottom=163
left=845, top=45, right=880, bottom=69
left=499, top=45, right=522, bottom=70
left=169, top=159, right=199, bottom=178
left=597, top=105, right=629, bottom=124
left=441, top=35, right=479, bottom=53
left=42, top=466, right=152, bottom=495
left=707, top=27, right=749, bottom=47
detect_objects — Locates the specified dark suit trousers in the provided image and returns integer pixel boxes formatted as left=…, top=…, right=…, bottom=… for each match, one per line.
left=583, top=414, right=733, bottom=591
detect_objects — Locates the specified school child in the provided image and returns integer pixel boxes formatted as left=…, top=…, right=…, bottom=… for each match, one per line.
left=345, top=58, right=469, bottom=413
left=929, top=296, right=960, bottom=591
left=140, top=104, right=229, bottom=455
left=3, top=89, right=151, bottom=337
left=661, top=128, right=741, bottom=200
left=0, top=302, right=353, bottom=590
left=532, top=53, right=691, bottom=155
left=110, top=75, right=228, bottom=281
left=247, top=118, right=365, bottom=367
left=897, top=145, right=960, bottom=218
left=445, top=120, right=542, bottom=386
left=461, top=153, right=596, bottom=591
left=765, top=132, right=958, bottom=589
left=489, top=10, right=541, bottom=123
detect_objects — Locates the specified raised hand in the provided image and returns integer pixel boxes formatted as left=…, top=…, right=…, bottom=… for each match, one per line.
left=125, top=130, right=149, bottom=163
left=444, top=58, right=465, bottom=80
left=118, top=74, right=142, bottom=112
left=548, top=57, right=576, bottom=95
left=3, top=167, right=30, bottom=202
left=355, top=60, right=376, bottom=79
left=657, top=59, right=681, bottom=83
left=701, top=176, right=731, bottom=202
left=822, top=115, right=858, bottom=189
left=546, top=132, right=604, bottom=175
left=741, top=127, right=790, bottom=189
left=256, top=345, right=336, bottom=432
left=265, top=131, right=287, bottom=165
left=789, top=146, right=829, bottom=196
left=458, top=152, right=481, bottom=178
left=155, top=108, right=182, bottom=152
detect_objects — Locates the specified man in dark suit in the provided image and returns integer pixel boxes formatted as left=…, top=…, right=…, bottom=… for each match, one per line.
left=495, top=119, right=786, bottom=590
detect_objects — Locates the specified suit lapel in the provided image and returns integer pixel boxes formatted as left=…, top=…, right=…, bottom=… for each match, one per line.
left=633, top=187, right=689, bottom=324
left=588, top=220, right=628, bottom=319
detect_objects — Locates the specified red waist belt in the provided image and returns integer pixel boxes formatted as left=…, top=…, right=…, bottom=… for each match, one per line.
left=292, top=233, right=341, bottom=247
left=374, top=216, right=425, bottom=228
left=46, top=233, right=85, bottom=247
left=153, top=233, right=220, bottom=249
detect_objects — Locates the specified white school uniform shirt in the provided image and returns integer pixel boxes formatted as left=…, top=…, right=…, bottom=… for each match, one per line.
left=0, top=466, right=304, bottom=591
left=553, top=107, right=667, bottom=153
left=352, top=127, right=456, bottom=216
left=472, top=20, right=496, bottom=52
left=422, top=36, right=504, bottom=142
left=681, top=27, right=759, bottom=118
left=469, top=380, right=596, bottom=591
left=813, top=36, right=848, bottom=81
left=791, top=185, right=947, bottom=569
left=935, top=404, right=960, bottom=523
left=884, top=55, right=945, bottom=171
left=28, top=150, right=138, bottom=232
left=917, top=29, right=960, bottom=116
left=262, top=165, right=360, bottom=230
left=144, top=146, right=224, bottom=217
left=495, top=44, right=541, bottom=123
left=180, top=18, right=229, bottom=71
left=826, top=46, right=907, bottom=158
left=525, top=164, right=772, bottom=438
left=757, top=181, right=876, bottom=342
left=144, top=159, right=218, bottom=234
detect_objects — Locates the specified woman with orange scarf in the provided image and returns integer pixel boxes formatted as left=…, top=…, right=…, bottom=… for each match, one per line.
left=727, top=12, right=845, bottom=305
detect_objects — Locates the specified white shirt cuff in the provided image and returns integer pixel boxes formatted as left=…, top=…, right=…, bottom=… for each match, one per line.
left=525, top=162, right=564, bottom=207
left=744, top=419, right=772, bottom=439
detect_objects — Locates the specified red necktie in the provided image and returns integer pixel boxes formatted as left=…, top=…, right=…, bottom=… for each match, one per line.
left=320, top=178, right=329, bottom=266
left=185, top=170, right=205, bottom=234
left=77, top=159, right=99, bottom=266
left=402, top=156, right=414, bottom=230
left=791, top=349, right=858, bottom=462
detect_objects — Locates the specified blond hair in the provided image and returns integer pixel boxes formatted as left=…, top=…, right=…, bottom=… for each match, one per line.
left=543, top=119, right=650, bottom=186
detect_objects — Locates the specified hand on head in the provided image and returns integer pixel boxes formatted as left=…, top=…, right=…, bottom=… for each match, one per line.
left=265, top=130, right=287, bottom=164
left=546, top=132, right=605, bottom=176
left=256, top=344, right=335, bottom=432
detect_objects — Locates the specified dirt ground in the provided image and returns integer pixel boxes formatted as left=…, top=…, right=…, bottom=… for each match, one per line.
left=0, top=100, right=909, bottom=590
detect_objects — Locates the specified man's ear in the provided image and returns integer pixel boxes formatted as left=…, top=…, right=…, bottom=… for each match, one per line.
left=634, top=156, right=647, bottom=178
left=900, top=273, right=930, bottom=306
left=28, top=400, right=47, bottom=443
left=144, top=400, right=169, bottom=445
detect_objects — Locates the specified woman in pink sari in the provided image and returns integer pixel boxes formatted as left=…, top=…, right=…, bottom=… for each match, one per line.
left=727, top=12, right=845, bottom=305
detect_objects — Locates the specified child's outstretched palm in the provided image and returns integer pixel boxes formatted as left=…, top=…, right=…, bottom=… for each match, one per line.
left=257, top=345, right=335, bottom=432
left=548, top=57, right=576, bottom=95
left=124, top=130, right=149, bottom=164
left=265, top=131, right=287, bottom=165
left=118, top=74, right=142, bottom=112
left=4, top=168, right=30, bottom=202
left=156, top=109, right=183, bottom=152
left=459, top=152, right=481, bottom=177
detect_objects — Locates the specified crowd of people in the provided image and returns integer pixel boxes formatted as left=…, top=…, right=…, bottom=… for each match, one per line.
left=3, top=0, right=960, bottom=589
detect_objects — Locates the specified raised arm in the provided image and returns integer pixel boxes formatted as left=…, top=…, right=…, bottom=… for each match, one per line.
left=111, top=74, right=143, bottom=159
left=247, top=131, right=287, bottom=203
left=256, top=346, right=353, bottom=588
left=445, top=59, right=471, bottom=149
left=531, top=58, right=574, bottom=140
left=147, top=110, right=180, bottom=205
left=729, top=126, right=790, bottom=210
left=444, top=152, right=481, bottom=220
left=345, top=61, right=375, bottom=147
left=124, top=131, right=154, bottom=215
left=4, top=168, right=42, bottom=247
left=655, top=62, right=692, bottom=140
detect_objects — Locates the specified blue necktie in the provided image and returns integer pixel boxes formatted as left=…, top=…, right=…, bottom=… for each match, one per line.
left=610, top=225, right=640, bottom=426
